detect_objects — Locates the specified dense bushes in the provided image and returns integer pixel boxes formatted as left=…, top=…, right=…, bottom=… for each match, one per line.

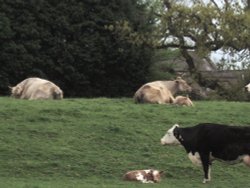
left=0, top=0, right=154, bottom=97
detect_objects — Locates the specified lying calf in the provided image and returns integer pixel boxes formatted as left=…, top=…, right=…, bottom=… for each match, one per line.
left=173, top=95, right=194, bottom=106
left=123, top=169, right=163, bottom=183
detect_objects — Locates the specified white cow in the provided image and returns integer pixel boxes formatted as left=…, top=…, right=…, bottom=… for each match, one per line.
left=10, top=77, right=63, bottom=100
left=245, top=83, right=250, bottom=92
left=134, top=77, right=192, bottom=104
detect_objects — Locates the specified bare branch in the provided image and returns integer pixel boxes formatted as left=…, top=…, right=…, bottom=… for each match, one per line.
left=210, top=0, right=220, bottom=11
left=247, top=0, right=250, bottom=10
left=224, top=0, right=229, bottom=11
left=156, top=43, right=197, bottom=50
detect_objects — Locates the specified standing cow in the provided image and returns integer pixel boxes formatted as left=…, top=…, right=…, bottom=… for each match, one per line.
left=134, top=77, right=192, bottom=104
left=9, top=77, right=63, bottom=100
left=161, top=123, right=250, bottom=183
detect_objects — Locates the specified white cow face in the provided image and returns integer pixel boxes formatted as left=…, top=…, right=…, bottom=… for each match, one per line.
left=9, top=86, right=22, bottom=98
left=152, top=170, right=164, bottom=183
left=161, top=124, right=181, bottom=145
left=245, top=83, right=250, bottom=92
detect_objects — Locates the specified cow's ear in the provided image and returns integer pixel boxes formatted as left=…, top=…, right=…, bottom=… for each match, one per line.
left=8, top=86, right=13, bottom=89
left=159, top=171, right=164, bottom=174
left=174, top=124, right=179, bottom=127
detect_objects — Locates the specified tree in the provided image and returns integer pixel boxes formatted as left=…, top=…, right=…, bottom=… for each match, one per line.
left=0, top=0, right=155, bottom=97
left=152, top=0, right=250, bottom=75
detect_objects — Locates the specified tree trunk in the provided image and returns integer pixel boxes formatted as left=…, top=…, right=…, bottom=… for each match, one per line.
left=179, top=49, right=208, bottom=88
left=180, top=49, right=196, bottom=75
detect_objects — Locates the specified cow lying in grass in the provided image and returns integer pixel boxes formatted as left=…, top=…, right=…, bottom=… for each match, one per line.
left=9, top=77, right=63, bottom=100
left=245, top=83, right=250, bottom=92
left=123, top=169, right=163, bottom=183
left=173, top=95, right=194, bottom=107
left=161, top=123, right=250, bottom=183
left=134, top=77, right=192, bottom=104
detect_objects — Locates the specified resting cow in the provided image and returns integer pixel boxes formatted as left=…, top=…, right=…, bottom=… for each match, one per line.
left=123, top=169, right=163, bottom=183
left=245, top=83, right=250, bottom=92
left=161, top=123, right=250, bottom=183
left=134, top=77, right=192, bottom=104
left=9, top=77, right=63, bottom=100
left=173, top=95, right=194, bottom=107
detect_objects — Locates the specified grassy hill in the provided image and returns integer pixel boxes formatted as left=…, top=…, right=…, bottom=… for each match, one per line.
left=0, top=97, right=250, bottom=188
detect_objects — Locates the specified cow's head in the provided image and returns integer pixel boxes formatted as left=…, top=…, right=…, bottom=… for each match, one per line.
left=245, top=83, right=250, bottom=92
left=9, top=86, right=23, bottom=98
left=151, top=170, right=164, bottom=183
left=51, top=88, right=63, bottom=99
left=161, top=124, right=181, bottom=145
left=175, top=77, right=192, bottom=92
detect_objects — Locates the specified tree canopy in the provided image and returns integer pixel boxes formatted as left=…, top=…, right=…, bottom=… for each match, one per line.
left=153, top=0, right=250, bottom=73
left=0, top=0, right=155, bottom=97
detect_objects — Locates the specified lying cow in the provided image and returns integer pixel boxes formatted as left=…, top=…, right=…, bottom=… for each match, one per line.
left=123, top=169, right=163, bottom=183
left=245, top=83, right=250, bottom=92
left=134, top=77, right=192, bottom=104
left=161, top=123, right=250, bottom=183
left=173, top=95, right=194, bottom=107
left=9, top=77, right=63, bottom=100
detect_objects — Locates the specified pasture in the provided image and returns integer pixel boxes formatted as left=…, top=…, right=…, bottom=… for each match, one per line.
left=0, top=97, right=250, bottom=188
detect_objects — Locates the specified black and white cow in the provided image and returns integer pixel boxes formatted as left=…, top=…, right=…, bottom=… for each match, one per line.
left=160, top=123, right=250, bottom=183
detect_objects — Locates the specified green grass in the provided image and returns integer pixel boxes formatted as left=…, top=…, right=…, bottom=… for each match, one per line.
left=0, top=97, right=250, bottom=187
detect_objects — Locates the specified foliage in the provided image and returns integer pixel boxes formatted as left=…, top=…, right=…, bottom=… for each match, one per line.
left=151, top=0, right=250, bottom=73
left=157, top=0, right=250, bottom=52
left=147, top=49, right=181, bottom=81
left=0, top=0, right=155, bottom=97
left=0, top=98, right=250, bottom=187
left=205, top=70, right=250, bottom=101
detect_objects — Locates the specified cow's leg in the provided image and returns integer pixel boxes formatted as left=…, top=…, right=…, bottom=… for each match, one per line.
left=243, top=155, right=250, bottom=167
left=207, top=165, right=211, bottom=181
left=200, top=152, right=211, bottom=183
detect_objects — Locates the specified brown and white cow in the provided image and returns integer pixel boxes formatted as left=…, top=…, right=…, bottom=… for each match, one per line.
left=134, top=77, right=192, bottom=104
left=173, top=95, right=194, bottom=107
left=245, top=83, right=250, bottom=92
left=9, top=77, right=63, bottom=100
left=123, top=169, right=163, bottom=183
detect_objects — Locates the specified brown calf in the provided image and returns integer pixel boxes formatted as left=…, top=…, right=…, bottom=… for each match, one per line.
left=123, top=169, right=163, bottom=183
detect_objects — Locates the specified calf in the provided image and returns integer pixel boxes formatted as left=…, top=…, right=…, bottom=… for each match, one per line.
left=173, top=95, right=194, bottom=106
left=161, top=123, right=250, bottom=183
left=123, top=169, right=163, bottom=183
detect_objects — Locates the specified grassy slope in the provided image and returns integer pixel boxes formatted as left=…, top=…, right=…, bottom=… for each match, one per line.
left=0, top=97, right=250, bottom=188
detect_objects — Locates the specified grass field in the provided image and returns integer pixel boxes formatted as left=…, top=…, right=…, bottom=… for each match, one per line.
left=0, top=97, right=250, bottom=188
